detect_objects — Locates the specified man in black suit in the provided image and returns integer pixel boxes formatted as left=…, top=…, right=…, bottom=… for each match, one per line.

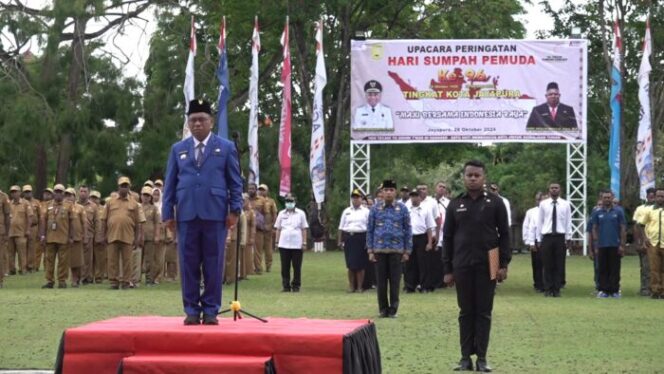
left=526, top=82, right=578, bottom=129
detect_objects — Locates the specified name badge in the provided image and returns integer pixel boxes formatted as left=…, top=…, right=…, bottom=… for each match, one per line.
left=51, top=222, right=57, bottom=231
left=456, top=208, right=467, bottom=212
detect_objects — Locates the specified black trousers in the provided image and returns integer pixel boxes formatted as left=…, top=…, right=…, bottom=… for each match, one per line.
left=597, top=247, right=621, bottom=294
left=375, top=253, right=402, bottom=315
left=541, top=235, right=566, bottom=292
left=279, top=248, right=303, bottom=290
left=404, top=234, right=427, bottom=291
left=531, top=249, right=543, bottom=291
left=454, top=264, right=496, bottom=359
left=416, top=239, right=441, bottom=291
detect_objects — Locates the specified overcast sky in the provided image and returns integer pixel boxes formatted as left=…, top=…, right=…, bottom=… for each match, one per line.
left=10, top=0, right=564, bottom=82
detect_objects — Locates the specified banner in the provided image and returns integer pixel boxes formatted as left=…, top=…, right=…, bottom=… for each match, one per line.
left=247, top=16, right=260, bottom=184
left=636, top=19, right=654, bottom=200
left=182, top=16, right=196, bottom=139
left=310, top=19, right=327, bottom=204
left=350, top=39, right=587, bottom=143
left=216, top=16, right=230, bottom=139
left=278, top=18, right=292, bottom=197
left=609, top=20, right=622, bottom=199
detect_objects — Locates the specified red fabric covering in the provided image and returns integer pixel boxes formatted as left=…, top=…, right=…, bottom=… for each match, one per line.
left=121, top=354, right=272, bottom=374
left=60, top=316, right=372, bottom=374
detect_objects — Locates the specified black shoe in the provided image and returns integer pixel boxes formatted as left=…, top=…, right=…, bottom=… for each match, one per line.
left=476, top=358, right=492, bottom=372
left=58, top=282, right=67, bottom=289
left=202, top=315, right=219, bottom=325
left=552, top=290, right=561, bottom=297
left=379, top=311, right=389, bottom=318
left=109, top=284, right=119, bottom=290
left=292, top=287, right=300, bottom=293
left=453, top=358, right=473, bottom=371
left=184, top=315, right=200, bottom=325
left=9, top=270, right=16, bottom=275
left=281, top=288, right=291, bottom=292
left=544, top=291, right=552, bottom=297
left=388, top=312, right=398, bottom=318
left=41, top=283, right=54, bottom=289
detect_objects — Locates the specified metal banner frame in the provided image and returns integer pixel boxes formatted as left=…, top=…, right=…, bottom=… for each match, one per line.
left=350, top=140, right=588, bottom=254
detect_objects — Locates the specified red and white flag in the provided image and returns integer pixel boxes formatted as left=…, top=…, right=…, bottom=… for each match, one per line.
left=248, top=16, right=260, bottom=184
left=278, top=17, right=292, bottom=197
left=182, top=16, right=196, bottom=139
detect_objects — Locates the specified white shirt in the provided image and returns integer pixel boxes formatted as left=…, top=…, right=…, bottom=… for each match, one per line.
left=193, top=132, right=212, bottom=157
left=409, top=204, right=435, bottom=235
left=338, top=205, right=369, bottom=232
left=522, top=206, right=539, bottom=245
left=274, top=208, right=309, bottom=249
left=436, top=196, right=450, bottom=247
left=352, top=103, right=394, bottom=131
left=421, top=196, right=440, bottom=225
left=536, top=197, right=572, bottom=241
left=499, top=195, right=512, bottom=226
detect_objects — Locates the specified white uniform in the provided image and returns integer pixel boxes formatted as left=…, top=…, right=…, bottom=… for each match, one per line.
left=522, top=206, right=539, bottom=246
left=352, top=103, right=394, bottom=131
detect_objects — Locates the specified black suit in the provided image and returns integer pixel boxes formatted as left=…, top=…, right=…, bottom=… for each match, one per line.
left=526, top=103, right=578, bottom=129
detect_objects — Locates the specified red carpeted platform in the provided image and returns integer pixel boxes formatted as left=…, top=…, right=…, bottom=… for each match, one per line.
left=54, top=316, right=381, bottom=374
left=120, top=354, right=274, bottom=374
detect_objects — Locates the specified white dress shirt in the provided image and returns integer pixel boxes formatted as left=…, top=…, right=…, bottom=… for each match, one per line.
left=275, top=208, right=309, bottom=249
left=436, top=197, right=450, bottom=247
left=338, top=205, right=369, bottom=232
left=193, top=132, right=212, bottom=162
left=422, top=196, right=440, bottom=226
left=410, top=204, right=435, bottom=235
left=522, top=206, right=539, bottom=245
left=499, top=195, right=512, bottom=227
left=536, top=197, right=572, bottom=241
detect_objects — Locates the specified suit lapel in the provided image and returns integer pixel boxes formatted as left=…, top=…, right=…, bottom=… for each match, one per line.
left=186, top=137, right=196, bottom=168
left=200, top=135, right=218, bottom=168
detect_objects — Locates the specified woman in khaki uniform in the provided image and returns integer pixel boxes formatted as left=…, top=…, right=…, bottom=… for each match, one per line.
left=164, top=225, right=178, bottom=281
left=65, top=188, right=87, bottom=287
left=7, top=185, right=33, bottom=275
left=140, top=187, right=162, bottom=285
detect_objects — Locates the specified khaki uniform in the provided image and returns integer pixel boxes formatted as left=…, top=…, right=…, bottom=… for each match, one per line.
left=36, top=200, right=51, bottom=271
left=69, top=203, right=87, bottom=284
left=79, top=200, right=98, bottom=282
left=8, top=198, right=34, bottom=274
left=224, top=213, right=243, bottom=284
left=638, top=205, right=664, bottom=296
left=241, top=208, right=256, bottom=279
left=93, top=204, right=107, bottom=282
left=43, top=200, right=74, bottom=284
left=0, top=192, right=10, bottom=283
left=138, top=204, right=161, bottom=284
left=147, top=209, right=166, bottom=283
left=253, top=195, right=277, bottom=273
left=103, top=195, right=145, bottom=287
left=25, top=198, right=41, bottom=271
left=164, top=225, right=178, bottom=281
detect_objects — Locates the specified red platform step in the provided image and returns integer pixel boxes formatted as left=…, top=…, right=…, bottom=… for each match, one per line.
left=119, top=354, right=274, bottom=374
left=55, top=316, right=381, bottom=374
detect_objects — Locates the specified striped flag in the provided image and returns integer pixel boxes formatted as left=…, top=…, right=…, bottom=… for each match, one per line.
left=636, top=19, right=654, bottom=200
left=182, top=16, right=196, bottom=139
left=310, top=19, right=327, bottom=204
left=216, top=16, right=230, bottom=139
left=608, top=19, right=622, bottom=199
left=247, top=16, right=260, bottom=184
left=278, top=17, right=292, bottom=197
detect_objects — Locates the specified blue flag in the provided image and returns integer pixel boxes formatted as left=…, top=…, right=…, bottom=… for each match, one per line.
left=608, top=20, right=622, bottom=199
left=216, top=18, right=230, bottom=139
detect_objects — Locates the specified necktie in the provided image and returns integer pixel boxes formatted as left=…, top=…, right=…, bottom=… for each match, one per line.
left=371, top=107, right=375, bottom=113
left=551, top=200, right=558, bottom=234
left=196, top=142, right=204, bottom=167
left=551, top=107, right=557, bottom=122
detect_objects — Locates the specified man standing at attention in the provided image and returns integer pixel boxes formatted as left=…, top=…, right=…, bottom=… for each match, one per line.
left=637, top=188, right=664, bottom=299
left=443, top=160, right=510, bottom=372
left=257, top=184, right=278, bottom=272
left=591, top=190, right=626, bottom=298
left=366, top=179, right=412, bottom=318
left=633, top=187, right=656, bottom=296
left=536, top=182, right=572, bottom=297
left=162, top=99, right=243, bottom=325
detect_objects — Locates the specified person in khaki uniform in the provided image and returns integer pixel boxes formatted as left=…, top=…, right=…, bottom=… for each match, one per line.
left=139, top=186, right=161, bottom=285
left=65, top=188, right=87, bottom=287
left=8, top=185, right=33, bottom=275
left=240, top=196, right=256, bottom=280
left=36, top=188, right=54, bottom=272
left=21, top=185, right=41, bottom=272
left=164, top=223, right=178, bottom=282
left=0, top=189, right=11, bottom=287
left=103, top=177, right=145, bottom=289
left=40, top=184, right=74, bottom=289
left=637, top=188, right=664, bottom=299
left=247, top=183, right=267, bottom=274
left=150, top=196, right=167, bottom=285
left=224, top=209, right=243, bottom=285
left=77, top=185, right=98, bottom=285
left=258, top=184, right=278, bottom=272
left=90, top=191, right=107, bottom=283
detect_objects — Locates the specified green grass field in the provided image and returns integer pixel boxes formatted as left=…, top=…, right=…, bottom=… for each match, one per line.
left=0, top=252, right=661, bottom=372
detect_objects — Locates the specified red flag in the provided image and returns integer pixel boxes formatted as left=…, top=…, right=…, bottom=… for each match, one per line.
left=278, top=17, right=292, bottom=197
